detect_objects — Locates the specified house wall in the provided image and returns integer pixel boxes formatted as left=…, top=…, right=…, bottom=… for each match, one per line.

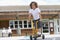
left=0, top=11, right=60, bottom=36
left=0, top=20, right=9, bottom=29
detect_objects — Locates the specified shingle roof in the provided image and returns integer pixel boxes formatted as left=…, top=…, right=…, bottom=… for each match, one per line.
left=0, top=5, right=60, bottom=12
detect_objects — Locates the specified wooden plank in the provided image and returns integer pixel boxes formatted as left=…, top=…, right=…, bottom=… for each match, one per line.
left=0, top=15, right=16, bottom=20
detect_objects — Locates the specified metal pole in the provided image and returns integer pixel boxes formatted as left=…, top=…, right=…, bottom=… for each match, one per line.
left=58, top=11, right=60, bottom=32
left=16, top=12, right=19, bottom=20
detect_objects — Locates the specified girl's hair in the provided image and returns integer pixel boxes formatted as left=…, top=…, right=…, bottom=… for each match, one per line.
left=30, top=1, right=38, bottom=9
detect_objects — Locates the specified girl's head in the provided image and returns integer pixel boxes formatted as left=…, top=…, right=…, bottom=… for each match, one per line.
left=30, top=1, right=38, bottom=9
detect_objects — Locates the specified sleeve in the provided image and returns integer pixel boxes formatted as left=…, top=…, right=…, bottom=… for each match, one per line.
left=29, top=9, right=32, bottom=13
left=37, top=8, right=41, bottom=13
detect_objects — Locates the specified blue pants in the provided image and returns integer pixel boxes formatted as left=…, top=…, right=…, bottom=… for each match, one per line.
left=33, top=19, right=42, bottom=29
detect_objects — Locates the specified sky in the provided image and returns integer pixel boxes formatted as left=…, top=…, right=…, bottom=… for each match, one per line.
left=0, top=0, right=60, bottom=6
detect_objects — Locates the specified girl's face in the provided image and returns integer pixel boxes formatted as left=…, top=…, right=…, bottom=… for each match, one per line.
left=31, top=3, right=36, bottom=9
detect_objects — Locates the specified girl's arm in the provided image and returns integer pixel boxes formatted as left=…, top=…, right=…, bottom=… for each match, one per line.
left=28, top=13, right=31, bottom=21
left=39, top=12, right=42, bottom=21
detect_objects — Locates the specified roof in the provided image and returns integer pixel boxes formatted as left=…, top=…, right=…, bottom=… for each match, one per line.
left=0, top=5, right=60, bottom=12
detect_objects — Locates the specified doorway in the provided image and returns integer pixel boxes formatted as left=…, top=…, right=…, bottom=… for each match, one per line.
left=42, top=21, right=49, bottom=34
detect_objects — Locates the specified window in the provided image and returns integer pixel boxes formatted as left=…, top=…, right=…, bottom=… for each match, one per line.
left=42, top=22, right=49, bottom=33
left=14, top=21, right=18, bottom=28
left=9, top=20, right=14, bottom=28
left=24, top=21, right=27, bottom=24
left=28, top=22, right=31, bottom=28
left=57, top=19, right=59, bottom=25
left=10, top=24, right=13, bottom=28
left=19, top=25, right=22, bottom=28
left=58, top=27, right=60, bottom=32
left=24, top=21, right=27, bottom=28
left=9, top=20, right=32, bottom=29
left=19, top=21, right=22, bottom=28
left=15, top=21, right=18, bottom=24
left=19, top=21, right=22, bottom=24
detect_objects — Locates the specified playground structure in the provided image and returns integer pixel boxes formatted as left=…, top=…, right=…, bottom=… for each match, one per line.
left=30, top=20, right=45, bottom=40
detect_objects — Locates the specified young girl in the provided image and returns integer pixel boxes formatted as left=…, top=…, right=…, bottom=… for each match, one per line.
left=28, top=1, right=42, bottom=35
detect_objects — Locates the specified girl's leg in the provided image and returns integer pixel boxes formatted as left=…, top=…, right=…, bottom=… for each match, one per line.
left=37, top=20, right=42, bottom=35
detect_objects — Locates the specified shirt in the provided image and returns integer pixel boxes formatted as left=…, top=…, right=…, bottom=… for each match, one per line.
left=2, top=29, right=6, bottom=33
left=29, top=8, right=41, bottom=20
left=8, top=29, right=12, bottom=33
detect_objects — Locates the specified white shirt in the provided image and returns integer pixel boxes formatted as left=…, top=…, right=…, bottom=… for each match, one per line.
left=8, top=29, right=12, bottom=33
left=2, top=29, right=6, bottom=33
left=29, top=8, right=41, bottom=20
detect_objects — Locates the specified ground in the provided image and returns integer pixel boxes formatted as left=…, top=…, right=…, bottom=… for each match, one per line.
left=37, top=37, right=60, bottom=40
left=0, top=34, right=60, bottom=40
left=0, top=37, right=60, bottom=40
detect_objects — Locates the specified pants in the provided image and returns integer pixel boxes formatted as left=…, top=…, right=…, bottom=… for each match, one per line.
left=8, top=33, right=12, bottom=37
left=33, top=19, right=42, bottom=29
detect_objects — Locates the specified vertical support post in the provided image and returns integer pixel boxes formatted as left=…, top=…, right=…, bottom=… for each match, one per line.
left=58, top=11, right=60, bottom=33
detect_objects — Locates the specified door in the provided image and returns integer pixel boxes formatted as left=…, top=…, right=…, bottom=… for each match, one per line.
left=42, top=21, right=49, bottom=34
left=49, top=22, right=54, bottom=34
